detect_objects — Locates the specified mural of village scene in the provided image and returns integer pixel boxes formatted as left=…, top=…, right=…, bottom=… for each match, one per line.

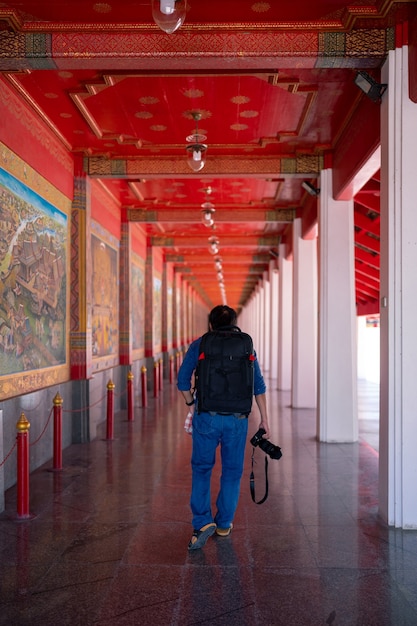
left=153, top=275, right=162, bottom=351
left=91, top=233, right=119, bottom=358
left=0, top=168, right=67, bottom=375
left=131, top=255, right=145, bottom=353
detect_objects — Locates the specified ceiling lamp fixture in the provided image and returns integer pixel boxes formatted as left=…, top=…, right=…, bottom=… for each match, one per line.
left=208, top=236, right=219, bottom=255
left=301, top=180, right=320, bottom=197
left=186, top=112, right=207, bottom=172
left=151, top=0, right=187, bottom=34
left=354, top=71, right=387, bottom=103
left=201, top=201, right=215, bottom=227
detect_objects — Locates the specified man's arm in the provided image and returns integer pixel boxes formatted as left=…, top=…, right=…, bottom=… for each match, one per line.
left=254, top=393, right=271, bottom=439
left=177, top=338, right=200, bottom=406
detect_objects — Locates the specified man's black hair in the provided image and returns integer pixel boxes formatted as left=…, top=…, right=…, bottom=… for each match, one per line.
left=209, top=305, right=237, bottom=330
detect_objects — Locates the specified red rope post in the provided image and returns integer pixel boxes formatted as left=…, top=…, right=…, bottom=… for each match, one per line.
left=153, top=361, right=159, bottom=398
left=53, top=393, right=63, bottom=471
left=106, top=380, right=115, bottom=440
left=127, top=370, right=134, bottom=422
left=141, top=366, right=148, bottom=407
left=169, top=354, right=174, bottom=384
left=16, top=413, right=30, bottom=519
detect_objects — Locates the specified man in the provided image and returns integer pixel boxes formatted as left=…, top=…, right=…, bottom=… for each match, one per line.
left=177, top=304, right=271, bottom=550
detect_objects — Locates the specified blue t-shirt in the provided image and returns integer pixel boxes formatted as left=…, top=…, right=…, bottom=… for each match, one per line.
left=177, top=336, right=267, bottom=396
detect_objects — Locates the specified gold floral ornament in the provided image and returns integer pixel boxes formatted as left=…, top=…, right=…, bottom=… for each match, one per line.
left=230, top=123, right=248, bottom=131
left=135, top=111, right=153, bottom=119
left=252, top=2, right=270, bottom=13
left=183, top=89, right=205, bottom=99
left=93, top=3, right=112, bottom=13
left=240, top=110, right=259, bottom=118
left=150, top=125, right=167, bottom=132
left=231, top=95, right=250, bottom=105
left=140, top=96, right=159, bottom=105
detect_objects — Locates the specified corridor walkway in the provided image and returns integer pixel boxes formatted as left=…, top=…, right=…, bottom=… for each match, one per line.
left=1, top=379, right=417, bottom=625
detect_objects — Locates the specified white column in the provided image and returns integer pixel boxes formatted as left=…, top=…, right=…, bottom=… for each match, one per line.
left=379, top=46, right=417, bottom=528
left=254, top=284, right=262, bottom=363
left=258, top=281, right=265, bottom=370
left=269, top=260, right=279, bottom=380
left=241, top=293, right=255, bottom=338
left=278, top=243, right=293, bottom=391
left=262, top=270, right=271, bottom=373
left=292, top=218, right=318, bottom=408
left=318, top=169, right=357, bottom=442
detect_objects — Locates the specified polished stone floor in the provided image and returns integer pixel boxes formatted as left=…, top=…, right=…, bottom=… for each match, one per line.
left=1, top=378, right=417, bottom=625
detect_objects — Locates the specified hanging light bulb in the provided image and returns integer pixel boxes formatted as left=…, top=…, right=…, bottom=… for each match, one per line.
left=201, top=212, right=214, bottom=227
left=186, top=112, right=207, bottom=172
left=151, top=0, right=187, bottom=34
left=214, top=257, right=222, bottom=271
left=208, top=236, right=219, bottom=255
left=201, top=202, right=215, bottom=227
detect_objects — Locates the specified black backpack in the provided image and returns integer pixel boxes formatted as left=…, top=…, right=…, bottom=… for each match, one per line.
left=196, top=325, right=255, bottom=416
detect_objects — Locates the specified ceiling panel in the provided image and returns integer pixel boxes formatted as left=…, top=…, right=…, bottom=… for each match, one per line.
left=0, top=0, right=397, bottom=312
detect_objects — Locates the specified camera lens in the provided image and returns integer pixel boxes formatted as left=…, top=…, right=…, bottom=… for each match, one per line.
left=259, top=438, right=282, bottom=460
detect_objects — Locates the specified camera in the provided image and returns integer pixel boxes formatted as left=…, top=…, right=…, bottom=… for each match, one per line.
left=250, top=428, right=282, bottom=460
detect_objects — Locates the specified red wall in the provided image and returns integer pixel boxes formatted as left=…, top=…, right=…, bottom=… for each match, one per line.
left=0, top=77, right=74, bottom=198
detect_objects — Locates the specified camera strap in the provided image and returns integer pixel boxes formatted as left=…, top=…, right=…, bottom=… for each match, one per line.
left=250, top=449, right=269, bottom=504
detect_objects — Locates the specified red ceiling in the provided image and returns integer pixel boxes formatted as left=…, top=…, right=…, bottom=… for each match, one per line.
left=0, top=0, right=410, bottom=313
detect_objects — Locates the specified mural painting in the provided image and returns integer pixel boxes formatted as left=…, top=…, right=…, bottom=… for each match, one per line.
left=131, top=253, right=145, bottom=357
left=153, top=274, right=162, bottom=353
left=0, top=159, right=69, bottom=398
left=91, top=232, right=119, bottom=360
left=167, top=285, right=173, bottom=349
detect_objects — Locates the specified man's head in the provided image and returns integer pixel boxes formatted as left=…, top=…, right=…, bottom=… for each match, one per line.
left=209, top=305, right=237, bottom=330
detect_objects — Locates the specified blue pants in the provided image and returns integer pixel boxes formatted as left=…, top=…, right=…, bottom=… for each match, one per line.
left=190, top=411, right=249, bottom=530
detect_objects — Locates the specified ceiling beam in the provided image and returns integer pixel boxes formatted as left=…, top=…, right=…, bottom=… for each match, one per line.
left=0, top=28, right=394, bottom=72
left=86, top=155, right=324, bottom=178
left=128, top=208, right=295, bottom=223
left=151, top=235, right=279, bottom=247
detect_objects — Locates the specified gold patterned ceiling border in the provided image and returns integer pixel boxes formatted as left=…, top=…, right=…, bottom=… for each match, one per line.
left=165, top=253, right=272, bottom=263
left=150, top=234, right=278, bottom=247
left=0, top=32, right=56, bottom=70
left=52, top=29, right=391, bottom=60
left=0, top=9, right=23, bottom=32
left=127, top=208, right=295, bottom=223
left=85, top=154, right=324, bottom=177
left=0, top=29, right=394, bottom=73
left=317, top=28, right=394, bottom=68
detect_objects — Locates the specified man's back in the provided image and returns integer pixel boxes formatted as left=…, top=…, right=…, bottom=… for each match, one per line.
left=195, top=326, right=255, bottom=416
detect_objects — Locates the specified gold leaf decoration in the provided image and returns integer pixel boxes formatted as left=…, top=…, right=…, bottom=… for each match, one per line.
left=140, top=96, right=159, bottom=105
left=231, top=95, right=250, bottom=104
left=93, top=3, right=112, bottom=13
left=230, top=123, right=248, bottom=131
left=251, top=2, right=270, bottom=13
left=240, top=110, right=259, bottom=118
left=183, top=89, right=204, bottom=98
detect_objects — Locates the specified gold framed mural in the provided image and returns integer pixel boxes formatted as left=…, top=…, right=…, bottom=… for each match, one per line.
left=153, top=273, right=162, bottom=354
left=0, top=143, right=71, bottom=400
left=90, top=223, right=119, bottom=372
left=131, top=252, right=145, bottom=359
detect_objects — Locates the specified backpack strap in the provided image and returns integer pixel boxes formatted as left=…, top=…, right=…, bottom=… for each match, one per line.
left=250, top=448, right=269, bottom=505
